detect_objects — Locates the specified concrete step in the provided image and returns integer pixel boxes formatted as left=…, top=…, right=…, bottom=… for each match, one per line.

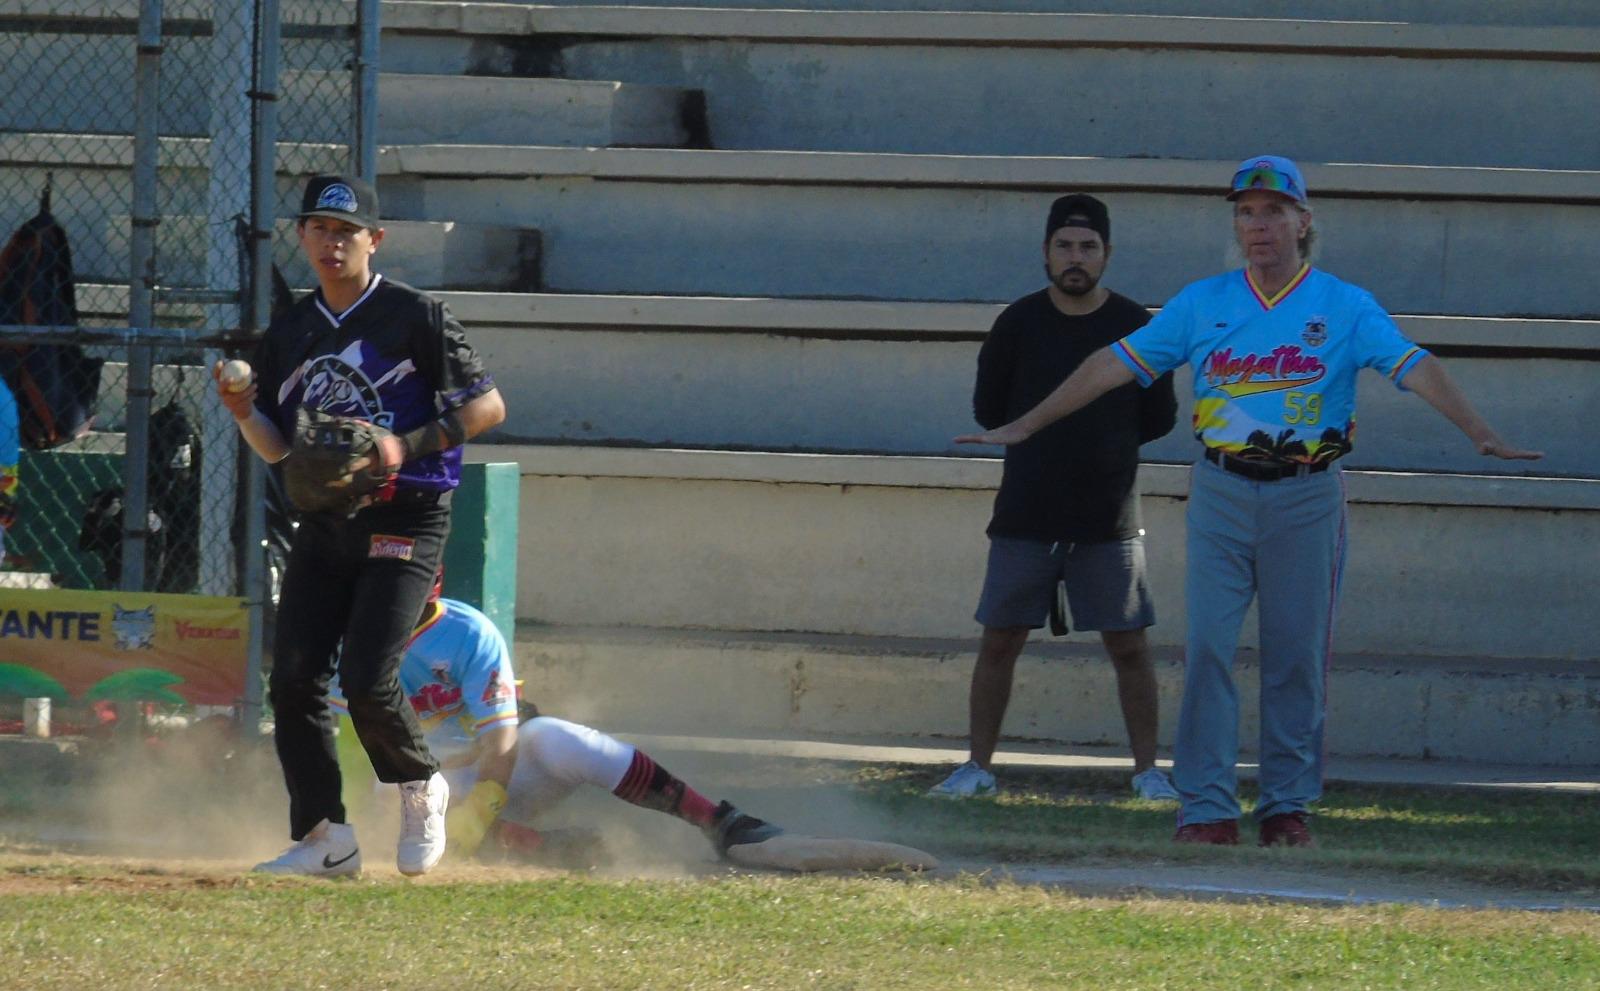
left=258, top=71, right=698, bottom=147
left=0, top=65, right=693, bottom=148
left=481, top=444, right=1599, bottom=660
left=514, top=624, right=1600, bottom=768
left=473, top=0, right=1600, bottom=25
left=82, top=215, right=541, bottom=292
left=377, top=146, right=1600, bottom=317
left=9, top=135, right=1598, bottom=317
left=447, top=292, right=1599, bottom=479
left=372, top=73, right=695, bottom=148
left=380, top=3, right=1600, bottom=168
left=8, top=0, right=1594, bottom=29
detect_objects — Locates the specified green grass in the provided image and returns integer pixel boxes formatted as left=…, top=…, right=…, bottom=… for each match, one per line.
left=855, top=764, right=1600, bottom=892
left=2, top=869, right=1597, bottom=991
left=3, top=745, right=1599, bottom=990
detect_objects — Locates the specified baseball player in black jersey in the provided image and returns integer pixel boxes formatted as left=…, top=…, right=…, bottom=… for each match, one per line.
left=215, top=174, right=506, bottom=876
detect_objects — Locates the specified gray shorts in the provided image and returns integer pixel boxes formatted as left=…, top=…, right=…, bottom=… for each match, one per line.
left=975, top=535, right=1155, bottom=633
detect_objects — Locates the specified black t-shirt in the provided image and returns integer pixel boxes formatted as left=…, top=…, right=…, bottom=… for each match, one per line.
left=974, top=289, right=1176, bottom=543
left=253, top=275, right=494, bottom=493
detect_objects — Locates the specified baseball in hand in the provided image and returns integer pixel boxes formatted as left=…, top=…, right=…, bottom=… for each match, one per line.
left=220, top=359, right=253, bottom=393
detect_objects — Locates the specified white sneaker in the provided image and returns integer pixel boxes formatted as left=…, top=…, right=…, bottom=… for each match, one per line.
left=1131, top=767, right=1181, bottom=802
left=253, top=819, right=362, bottom=877
left=928, top=760, right=998, bottom=798
left=397, top=772, right=450, bottom=876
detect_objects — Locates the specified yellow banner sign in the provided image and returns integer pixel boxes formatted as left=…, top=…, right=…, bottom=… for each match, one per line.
left=0, top=588, right=249, bottom=706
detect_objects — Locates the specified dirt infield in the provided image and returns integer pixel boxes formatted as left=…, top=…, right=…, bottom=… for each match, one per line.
left=4, top=729, right=1596, bottom=913
left=4, top=840, right=1597, bottom=914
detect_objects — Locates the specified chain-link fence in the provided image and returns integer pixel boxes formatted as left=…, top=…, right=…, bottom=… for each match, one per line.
left=0, top=0, right=370, bottom=730
left=0, top=0, right=362, bottom=597
left=0, top=329, right=231, bottom=591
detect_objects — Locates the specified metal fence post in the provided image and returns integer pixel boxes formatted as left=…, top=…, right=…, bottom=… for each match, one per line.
left=237, top=0, right=284, bottom=739
left=122, top=0, right=163, bottom=592
left=199, top=0, right=253, bottom=597
left=353, top=0, right=380, bottom=180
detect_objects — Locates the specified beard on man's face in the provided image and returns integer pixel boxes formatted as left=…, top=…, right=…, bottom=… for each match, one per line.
left=1048, top=263, right=1100, bottom=297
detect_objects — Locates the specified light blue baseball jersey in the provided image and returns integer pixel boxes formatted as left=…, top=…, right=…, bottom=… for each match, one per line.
left=1112, top=265, right=1428, bottom=464
left=331, top=598, right=519, bottom=764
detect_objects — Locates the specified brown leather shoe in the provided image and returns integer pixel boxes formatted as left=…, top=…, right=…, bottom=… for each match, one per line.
left=1172, top=819, right=1240, bottom=845
left=1258, top=812, right=1317, bottom=848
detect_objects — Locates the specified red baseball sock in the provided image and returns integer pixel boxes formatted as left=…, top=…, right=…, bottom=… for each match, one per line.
left=611, top=749, right=718, bottom=828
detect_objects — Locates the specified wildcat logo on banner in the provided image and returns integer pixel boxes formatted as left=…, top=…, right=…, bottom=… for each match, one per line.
left=0, top=588, right=248, bottom=705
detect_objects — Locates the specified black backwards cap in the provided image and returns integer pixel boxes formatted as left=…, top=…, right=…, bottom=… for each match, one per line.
left=1045, top=193, right=1110, bottom=244
left=299, top=174, right=379, bottom=229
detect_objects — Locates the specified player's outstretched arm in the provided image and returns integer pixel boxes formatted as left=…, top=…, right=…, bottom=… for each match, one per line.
left=954, top=347, right=1136, bottom=446
left=447, top=724, right=518, bottom=857
left=1403, top=356, right=1543, bottom=461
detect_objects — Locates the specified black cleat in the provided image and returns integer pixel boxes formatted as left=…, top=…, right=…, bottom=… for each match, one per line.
left=706, top=800, right=783, bottom=856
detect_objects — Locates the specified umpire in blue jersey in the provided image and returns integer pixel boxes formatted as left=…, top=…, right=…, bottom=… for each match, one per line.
left=957, top=156, right=1539, bottom=848
left=213, top=174, right=506, bottom=876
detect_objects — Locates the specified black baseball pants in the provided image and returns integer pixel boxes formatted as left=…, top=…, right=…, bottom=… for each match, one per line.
left=269, top=498, right=449, bottom=840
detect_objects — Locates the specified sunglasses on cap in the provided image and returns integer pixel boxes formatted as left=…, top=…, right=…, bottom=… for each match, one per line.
left=1228, top=165, right=1306, bottom=203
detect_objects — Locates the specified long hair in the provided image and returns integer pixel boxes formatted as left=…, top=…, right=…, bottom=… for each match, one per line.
left=1226, top=204, right=1319, bottom=268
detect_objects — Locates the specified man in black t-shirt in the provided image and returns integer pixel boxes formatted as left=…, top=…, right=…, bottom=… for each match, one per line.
left=930, top=194, right=1179, bottom=801
left=214, top=174, right=506, bottom=877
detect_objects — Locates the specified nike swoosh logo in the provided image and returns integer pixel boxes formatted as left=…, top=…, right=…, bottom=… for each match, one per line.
left=322, top=849, right=359, bottom=869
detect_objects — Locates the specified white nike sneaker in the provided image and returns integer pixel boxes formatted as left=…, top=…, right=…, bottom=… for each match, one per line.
left=1131, top=767, right=1181, bottom=802
left=253, top=819, right=362, bottom=877
left=396, top=772, right=449, bottom=876
left=927, top=760, right=998, bottom=799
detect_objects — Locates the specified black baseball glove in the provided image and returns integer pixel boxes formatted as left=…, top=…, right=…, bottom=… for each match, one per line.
left=282, top=408, right=404, bottom=516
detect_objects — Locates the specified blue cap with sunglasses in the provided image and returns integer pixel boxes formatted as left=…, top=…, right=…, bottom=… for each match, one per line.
left=1227, top=155, right=1307, bottom=204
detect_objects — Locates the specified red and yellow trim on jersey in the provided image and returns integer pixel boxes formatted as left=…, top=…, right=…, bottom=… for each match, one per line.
left=1111, top=339, right=1157, bottom=385
left=1245, top=263, right=1311, bottom=310
left=1389, top=346, right=1426, bottom=382
left=408, top=601, right=447, bottom=646
left=473, top=712, right=519, bottom=734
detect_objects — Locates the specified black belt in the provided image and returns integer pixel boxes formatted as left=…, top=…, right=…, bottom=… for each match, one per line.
left=1204, top=447, right=1332, bottom=482
left=377, top=486, right=450, bottom=508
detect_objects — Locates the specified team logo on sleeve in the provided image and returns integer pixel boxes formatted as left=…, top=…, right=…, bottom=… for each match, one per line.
left=1302, top=317, right=1328, bottom=347
left=481, top=668, right=513, bottom=705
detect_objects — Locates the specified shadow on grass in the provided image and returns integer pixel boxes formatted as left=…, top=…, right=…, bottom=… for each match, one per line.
left=832, top=763, right=1600, bottom=894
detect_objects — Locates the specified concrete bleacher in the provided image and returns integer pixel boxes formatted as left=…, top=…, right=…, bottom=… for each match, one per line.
left=489, top=444, right=1599, bottom=765
left=400, top=3, right=1594, bottom=765
left=4, top=1, right=1594, bottom=763
left=446, top=291, right=1598, bottom=478
left=380, top=4, right=1600, bottom=167
left=380, top=148, right=1600, bottom=316
left=486, top=0, right=1600, bottom=23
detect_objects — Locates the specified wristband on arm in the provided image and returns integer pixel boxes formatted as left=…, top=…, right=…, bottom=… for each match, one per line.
left=397, top=409, right=468, bottom=462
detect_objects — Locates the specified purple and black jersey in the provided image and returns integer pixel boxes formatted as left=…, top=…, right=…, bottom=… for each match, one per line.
left=252, top=275, right=494, bottom=492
